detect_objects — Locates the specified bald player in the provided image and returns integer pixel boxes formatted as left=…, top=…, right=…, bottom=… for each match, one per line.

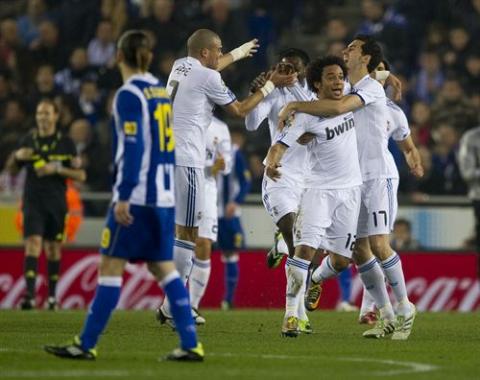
left=157, top=29, right=295, bottom=324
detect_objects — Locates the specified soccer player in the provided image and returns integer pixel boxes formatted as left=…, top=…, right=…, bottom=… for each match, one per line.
left=265, top=55, right=362, bottom=337
left=5, top=99, right=86, bottom=311
left=44, top=30, right=203, bottom=361
left=217, top=129, right=251, bottom=310
left=358, top=59, right=424, bottom=325
left=189, top=116, right=232, bottom=323
left=245, top=48, right=315, bottom=332
left=279, top=35, right=417, bottom=340
left=157, top=29, right=295, bottom=322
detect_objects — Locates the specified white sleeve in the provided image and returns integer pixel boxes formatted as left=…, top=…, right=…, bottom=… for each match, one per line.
left=245, top=93, right=275, bottom=131
left=204, top=71, right=237, bottom=106
left=217, top=125, right=233, bottom=174
left=352, top=79, right=385, bottom=106
left=390, top=106, right=411, bottom=141
left=277, top=114, right=309, bottom=147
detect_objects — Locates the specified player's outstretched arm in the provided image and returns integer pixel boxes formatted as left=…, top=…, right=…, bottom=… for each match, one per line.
left=265, top=142, right=287, bottom=182
left=217, top=39, right=259, bottom=71
left=278, top=95, right=363, bottom=129
left=224, top=70, right=296, bottom=118
left=397, top=136, right=424, bottom=178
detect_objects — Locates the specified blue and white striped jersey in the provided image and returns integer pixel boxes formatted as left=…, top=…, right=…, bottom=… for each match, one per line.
left=111, top=73, right=175, bottom=207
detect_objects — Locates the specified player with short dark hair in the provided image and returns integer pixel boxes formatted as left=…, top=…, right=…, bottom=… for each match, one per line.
left=44, top=30, right=203, bottom=362
left=6, top=98, right=86, bottom=311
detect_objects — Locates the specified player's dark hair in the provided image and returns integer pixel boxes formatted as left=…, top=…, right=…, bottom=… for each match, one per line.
left=279, top=48, right=310, bottom=66
left=394, top=218, right=411, bottom=231
left=306, top=55, right=348, bottom=93
left=354, top=34, right=383, bottom=73
left=117, top=30, right=152, bottom=72
left=381, top=58, right=391, bottom=71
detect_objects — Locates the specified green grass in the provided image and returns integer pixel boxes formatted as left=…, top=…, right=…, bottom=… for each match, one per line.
left=0, top=310, right=479, bottom=380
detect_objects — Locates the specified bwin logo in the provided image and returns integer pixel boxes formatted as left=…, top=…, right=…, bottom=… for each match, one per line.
left=326, top=118, right=355, bottom=140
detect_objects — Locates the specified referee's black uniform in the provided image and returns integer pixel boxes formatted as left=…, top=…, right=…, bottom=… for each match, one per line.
left=17, top=129, right=78, bottom=309
left=19, top=130, right=77, bottom=241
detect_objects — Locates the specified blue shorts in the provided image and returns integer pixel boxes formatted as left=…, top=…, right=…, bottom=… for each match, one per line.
left=217, top=216, right=245, bottom=251
left=100, top=204, right=175, bottom=262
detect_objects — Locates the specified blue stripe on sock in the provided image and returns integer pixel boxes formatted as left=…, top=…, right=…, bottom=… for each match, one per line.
left=358, top=259, right=377, bottom=273
left=287, top=257, right=309, bottom=269
left=174, top=240, right=195, bottom=251
left=382, top=254, right=400, bottom=269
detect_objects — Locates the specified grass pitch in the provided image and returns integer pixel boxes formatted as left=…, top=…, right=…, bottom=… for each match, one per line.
left=0, top=309, right=479, bottom=380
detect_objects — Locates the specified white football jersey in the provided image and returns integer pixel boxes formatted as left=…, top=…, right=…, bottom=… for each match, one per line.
left=349, top=74, right=396, bottom=181
left=385, top=99, right=410, bottom=178
left=245, top=81, right=315, bottom=187
left=205, top=117, right=232, bottom=183
left=278, top=111, right=362, bottom=189
left=167, top=57, right=236, bottom=168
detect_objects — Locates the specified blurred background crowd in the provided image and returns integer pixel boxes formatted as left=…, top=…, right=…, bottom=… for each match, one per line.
left=0, top=0, right=479, bottom=213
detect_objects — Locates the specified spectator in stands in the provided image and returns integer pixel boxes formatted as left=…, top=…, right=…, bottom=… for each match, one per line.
left=391, top=218, right=420, bottom=251
left=68, top=118, right=110, bottom=193
left=55, top=47, right=97, bottom=96
left=407, top=145, right=444, bottom=199
left=27, top=65, right=59, bottom=112
left=357, top=0, right=410, bottom=72
left=411, top=49, right=445, bottom=104
left=247, top=2, right=276, bottom=69
left=0, top=99, right=30, bottom=168
left=325, top=18, right=351, bottom=45
left=29, top=20, right=66, bottom=70
left=77, top=80, right=102, bottom=127
left=463, top=51, right=480, bottom=97
left=326, top=40, right=347, bottom=58
left=54, top=95, right=79, bottom=132
left=87, top=19, right=115, bottom=68
left=431, top=76, right=478, bottom=133
left=17, top=0, right=50, bottom=46
left=0, top=71, right=14, bottom=114
left=442, top=25, right=473, bottom=74
left=0, top=18, right=34, bottom=91
left=57, top=0, right=99, bottom=47
left=154, top=50, right=176, bottom=83
left=100, top=0, right=128, bottom=40
left=410, top=101, right=433, bottom=146
left=430, top=123, right=467, bottom=195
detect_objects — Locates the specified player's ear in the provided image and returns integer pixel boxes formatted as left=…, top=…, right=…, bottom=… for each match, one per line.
left=314, top=81, right=322, bottom=92
left=116, top=50, right=124, bottom=65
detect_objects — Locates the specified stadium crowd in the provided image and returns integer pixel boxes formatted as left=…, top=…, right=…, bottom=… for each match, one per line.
left=0, top=0, right=479, bottom=210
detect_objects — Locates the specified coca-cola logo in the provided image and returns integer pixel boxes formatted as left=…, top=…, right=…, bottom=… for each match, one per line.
left=0, top=250, right=479, bottom=311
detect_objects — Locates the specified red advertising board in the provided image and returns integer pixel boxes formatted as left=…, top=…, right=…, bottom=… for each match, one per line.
left=0, top=248, right=478, bottom=311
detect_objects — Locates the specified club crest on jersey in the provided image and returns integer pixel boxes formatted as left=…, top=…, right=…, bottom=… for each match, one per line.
left=123, top=122, right=137, bottom=135
left=326, top=116, right=355, bottom=140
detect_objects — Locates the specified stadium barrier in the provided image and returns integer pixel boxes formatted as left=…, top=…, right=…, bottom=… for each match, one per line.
left=0, top=248, right=478, bottom=311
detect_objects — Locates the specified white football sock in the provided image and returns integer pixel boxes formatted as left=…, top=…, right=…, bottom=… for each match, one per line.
left=380, top=251, right=412, bottom=315
left=285, top=257, right=309, bottom=318
left=357, top=257, right=394, bottom=320
left=359, top=285, right=376, bottom=316
left=312, top=255, right=338, bottom=283
left=188, top=258, right=211, bottom=310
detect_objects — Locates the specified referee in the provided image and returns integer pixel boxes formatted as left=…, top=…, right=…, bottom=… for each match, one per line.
left=6, top=99, right=86, bottom=310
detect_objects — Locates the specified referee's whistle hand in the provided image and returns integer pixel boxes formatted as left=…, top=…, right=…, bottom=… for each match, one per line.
left=114, top=201, right=134, bottom=226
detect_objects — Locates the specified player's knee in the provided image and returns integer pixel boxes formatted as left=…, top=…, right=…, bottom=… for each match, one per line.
left=330, top=254, right=350, bottom=272
left=295, top=245, right=314, bottom=261
left=176, top=225, right=197, bottom=243
left=44, top=242, right=61, bottom=261
left=195, top=238, right=212, bottom=260
left=368, top=236, right=391, bottom=260
left=25, top=236, right=42, bottom=257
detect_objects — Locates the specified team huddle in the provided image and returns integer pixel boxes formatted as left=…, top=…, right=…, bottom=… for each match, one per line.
left=44, top=26, right=423, bottom=362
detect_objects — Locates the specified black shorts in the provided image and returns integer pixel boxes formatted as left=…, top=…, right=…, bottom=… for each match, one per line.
left=23, top=201, right=67, bottom=241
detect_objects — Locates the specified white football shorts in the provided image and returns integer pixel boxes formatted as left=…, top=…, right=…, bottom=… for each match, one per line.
left=262, top=175, right=304, bottom=224
left=198, top=178, right=218, bottom=241
left=294, top=186, right=361, bottom=259
left=174, top=166, right=205, bottom=228
left=356, top=178, right=399, bottom=238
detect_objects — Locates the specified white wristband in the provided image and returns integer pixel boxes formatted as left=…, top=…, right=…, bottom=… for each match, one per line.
left=230, top=48, right=243, bottom=62
left=259, top=81, right=275, bottom=97
left=374, top=70, right=390, bottom=81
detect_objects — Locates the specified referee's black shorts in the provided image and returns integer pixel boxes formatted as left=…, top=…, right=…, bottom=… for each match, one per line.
left=23, top=201, right=67, bottom=241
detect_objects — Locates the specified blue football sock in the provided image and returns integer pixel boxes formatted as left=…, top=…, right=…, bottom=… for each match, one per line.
left=224, top=256, right=239, bottom=304
left=338, top=267, right=352, bottom=303
left=79, top=277, right=122, bottom=350
left=161, top=271, right=197, bottom=350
